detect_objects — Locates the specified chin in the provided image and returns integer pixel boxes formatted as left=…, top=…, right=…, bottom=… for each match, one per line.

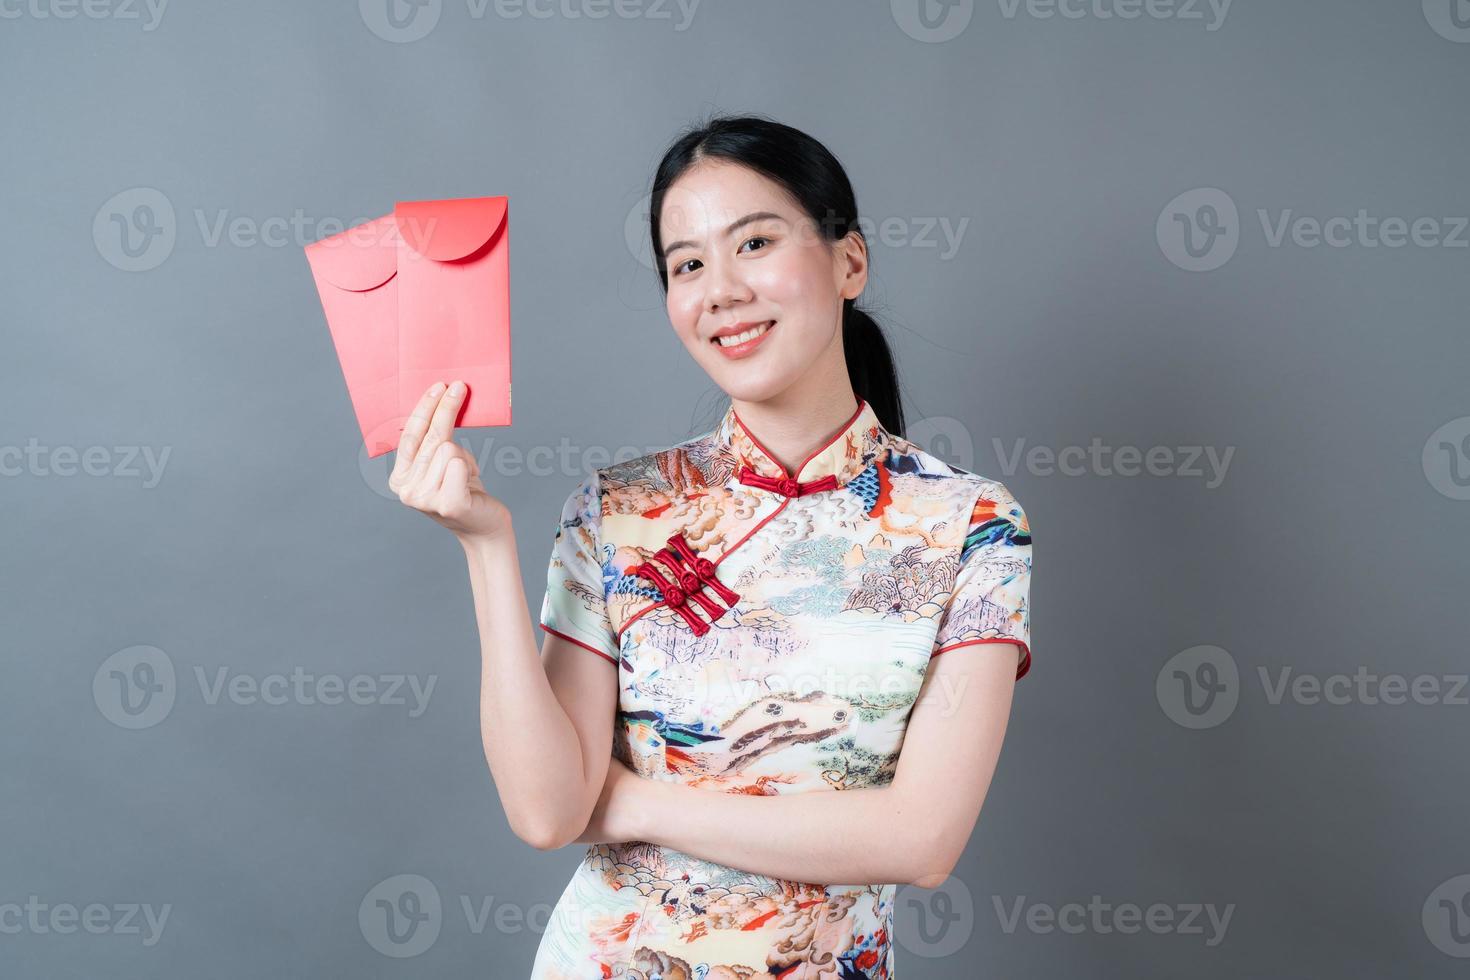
left=711, top=368, right=801, bottom=405
left=692, top=329, right=821, bottom=403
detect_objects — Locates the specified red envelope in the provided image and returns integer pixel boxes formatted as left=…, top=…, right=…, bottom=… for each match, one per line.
left=304, top=214, right=403, bottom=455
left=304, top=195, right=512, bottom=458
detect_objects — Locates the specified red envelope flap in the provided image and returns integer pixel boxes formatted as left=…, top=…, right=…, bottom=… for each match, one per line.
left=304, top=214, right=399, bottom=292
left=393, top=196, right=507, bottom=262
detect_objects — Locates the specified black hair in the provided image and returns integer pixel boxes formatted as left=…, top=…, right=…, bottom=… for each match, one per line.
left=647, top=113, right=905, bottom=438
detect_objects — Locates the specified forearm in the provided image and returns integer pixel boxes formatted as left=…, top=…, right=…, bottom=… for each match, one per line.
left=633, top=777, right=946, bottom=887
left=463, top=530, right=591, bottom=848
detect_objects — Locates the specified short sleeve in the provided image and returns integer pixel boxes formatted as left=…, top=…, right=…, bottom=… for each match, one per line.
left=930, top=482, right=1032, bottom=680
left=538, top=470, right=619, bottom=665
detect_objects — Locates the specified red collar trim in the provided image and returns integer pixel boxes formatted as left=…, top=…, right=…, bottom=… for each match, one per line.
left=718, top=398, right=886, bottom=492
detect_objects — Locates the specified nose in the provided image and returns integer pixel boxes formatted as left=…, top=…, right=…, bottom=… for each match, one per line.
left=703, top=254, right=753, bottom=314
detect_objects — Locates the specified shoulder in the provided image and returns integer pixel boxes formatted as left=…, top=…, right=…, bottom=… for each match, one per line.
left=557, top=429, right=712, bottom=495
left=882, top=434, right=1030, bottom=538
left=882, top=434, right=1025, bottom=510
left=566, top=426, right=728, bottom=520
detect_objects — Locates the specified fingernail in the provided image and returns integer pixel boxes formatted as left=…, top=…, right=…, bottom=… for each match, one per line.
left=430, top=382, right=446, bottom=395
left=448, top=381, right=466, bottom=396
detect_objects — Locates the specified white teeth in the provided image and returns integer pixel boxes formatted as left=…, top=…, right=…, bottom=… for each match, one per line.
left=715, top=321, right=772, bottom=347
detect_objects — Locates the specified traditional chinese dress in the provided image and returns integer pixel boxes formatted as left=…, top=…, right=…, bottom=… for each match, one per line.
left=531, top=398, right=1032, bottom=978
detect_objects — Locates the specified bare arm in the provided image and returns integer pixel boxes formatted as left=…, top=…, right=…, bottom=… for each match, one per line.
left=462, top=536, right=618, bottom=850
left=580, top=643, right=1019, bottom=886
left=390, top=380, right=618, bottom=851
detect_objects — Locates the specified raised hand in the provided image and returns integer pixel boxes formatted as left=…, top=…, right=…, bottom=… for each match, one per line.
left=387, top=380, right=511, bottom=542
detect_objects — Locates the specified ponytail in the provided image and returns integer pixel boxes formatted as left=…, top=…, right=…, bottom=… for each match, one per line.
left=842, top=300, right=904, bottom=438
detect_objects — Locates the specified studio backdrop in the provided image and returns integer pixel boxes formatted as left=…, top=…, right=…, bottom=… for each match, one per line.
left=4, top=1, right=1469, bottom=976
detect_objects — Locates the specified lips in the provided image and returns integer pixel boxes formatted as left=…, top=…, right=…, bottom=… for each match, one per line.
left=711, top=320, right=775, bottom=348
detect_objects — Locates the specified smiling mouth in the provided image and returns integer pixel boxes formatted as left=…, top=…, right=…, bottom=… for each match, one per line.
left=712, top=321, right=774, bottom=347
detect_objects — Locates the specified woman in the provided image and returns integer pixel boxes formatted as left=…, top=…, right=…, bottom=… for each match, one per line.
left=390, top=114, right=1032, bottom=978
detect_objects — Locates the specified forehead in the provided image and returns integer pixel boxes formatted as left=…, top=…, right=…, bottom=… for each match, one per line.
left=658, top=160, right=800, bottom=239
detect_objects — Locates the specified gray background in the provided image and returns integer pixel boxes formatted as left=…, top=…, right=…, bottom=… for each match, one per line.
left=4, top=0, right=1469, bottom=976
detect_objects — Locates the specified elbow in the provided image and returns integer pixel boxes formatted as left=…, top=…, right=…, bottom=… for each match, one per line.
left=507, top=809, right=578, bottom=852
left=902, top=823, right=968, bottom=888
left=514, top=822, right=564, bottom=852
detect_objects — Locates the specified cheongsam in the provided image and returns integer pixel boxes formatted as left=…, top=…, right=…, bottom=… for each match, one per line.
left=531, top=398, right=1032, bottom=979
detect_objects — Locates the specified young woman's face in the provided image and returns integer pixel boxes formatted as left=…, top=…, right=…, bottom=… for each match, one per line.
left=658, top=159, right=866, bottom=404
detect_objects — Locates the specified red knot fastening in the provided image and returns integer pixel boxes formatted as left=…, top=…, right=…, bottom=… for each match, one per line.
left=737, top=465, right=838, bottom=498
left=632, top=532, right=742, bottom=636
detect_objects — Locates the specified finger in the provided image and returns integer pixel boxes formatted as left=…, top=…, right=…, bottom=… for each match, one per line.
left=392, top=382, right=447, bottom=481
left=422, top=439, right=458, bottom=497
left=441, top=457, right=471, bottom=514
left=405, top=379, right=461, bottom=476
left=414, top=380, right=468, bottom=470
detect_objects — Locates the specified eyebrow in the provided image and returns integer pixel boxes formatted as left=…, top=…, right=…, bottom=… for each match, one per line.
left=661, top=210, right=786, bottom=261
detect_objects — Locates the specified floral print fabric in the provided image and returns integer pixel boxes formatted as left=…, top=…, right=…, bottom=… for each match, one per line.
left=532, top=398, right=1031, bottom=978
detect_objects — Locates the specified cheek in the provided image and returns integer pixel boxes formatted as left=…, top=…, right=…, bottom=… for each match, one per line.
left=745, top=254, right=812, bottom=306
left=666, top=289, right=703, bottom=345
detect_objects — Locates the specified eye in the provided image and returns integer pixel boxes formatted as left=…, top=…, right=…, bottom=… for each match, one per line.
left=669, top=236, right=772, bottom=277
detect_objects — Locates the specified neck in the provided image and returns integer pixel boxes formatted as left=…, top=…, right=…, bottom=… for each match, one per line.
left=731, top=383, right=861, bottom=477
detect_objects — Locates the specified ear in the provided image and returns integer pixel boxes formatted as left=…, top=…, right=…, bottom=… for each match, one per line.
left=834, top=230, right=869, bottom=301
